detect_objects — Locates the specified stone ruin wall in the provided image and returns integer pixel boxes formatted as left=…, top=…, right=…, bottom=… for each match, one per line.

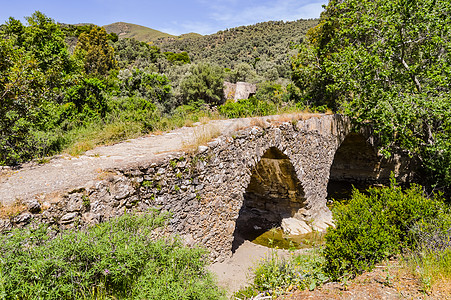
left=0, top=114, right=416, bottom=262
left=223, top=81, right=257, bottom=101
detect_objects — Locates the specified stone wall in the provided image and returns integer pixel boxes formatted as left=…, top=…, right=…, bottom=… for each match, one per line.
left=223, top=81, right=257, bottom=101
left=0, top=114, right=416, bottom=262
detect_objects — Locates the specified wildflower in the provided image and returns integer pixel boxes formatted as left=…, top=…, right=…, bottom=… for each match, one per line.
left=104, top=269, right=110, bottom=275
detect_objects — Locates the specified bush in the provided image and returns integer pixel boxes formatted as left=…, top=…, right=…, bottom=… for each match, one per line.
left=118, top=69, right=172, bottom=112
left=0, top=211, right=225, bottom=299
left=324, top=180, right=447, bottom=280
left=107, top=96, right=160, bottom=131
left=61, top=76, right=108, bottom=124
left=218, top=97, right=278, bottom=118
left=179, top=63, right=225, bottom=105
left=234, top=251, right=328, bottom=299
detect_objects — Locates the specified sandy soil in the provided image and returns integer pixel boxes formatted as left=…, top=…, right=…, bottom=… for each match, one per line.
left=209, top=240, right=308, bottom=298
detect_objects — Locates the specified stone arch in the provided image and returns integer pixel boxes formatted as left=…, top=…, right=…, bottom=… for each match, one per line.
left=327, top=132, right=381, bottom=200
left=232, top=146, right=309, bottom=251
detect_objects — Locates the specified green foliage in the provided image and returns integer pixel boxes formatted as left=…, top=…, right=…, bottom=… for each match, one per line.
left=255, top=81, right=286, bottom=104
left=0, top=38, right=48, bottom=164
left=114, top=38, right=161, bottom=69
left=226, top=62, right=256, bottom=83
left=156, top=19, right=318, bottom=82
left=164, top=51, right=190, bottom=64
left=218, top=97, right=278, bottom=118
left=167, top=100, right=214, bottom=127
left=292, top=0, right=451, bottom=192
left=23, top=11, right=71, bottom=77
left=180, top=63, right=225, bottom=105
left=405, top=209, right=451, bottom=292
left=0, top=211, right=225, bottom=299
left=75, top=26, right=117, bottom=76
left=118, top=69, right=172, bottom=112
left=0, top=12, right=80, bottom=164
left=107, top=96, right=159, bottom=130
left=235, top=251, right=328, bottom=299
left=0, top=11, right=319, bottom=165
left=324, top=181, right=447, bottom=280
left=61, top=77, right=108, bottom=124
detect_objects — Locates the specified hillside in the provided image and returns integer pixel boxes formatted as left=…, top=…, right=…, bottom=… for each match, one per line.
left=103, top=22, right=176, bottom=42
left=154, top=19, right=318, bottom=76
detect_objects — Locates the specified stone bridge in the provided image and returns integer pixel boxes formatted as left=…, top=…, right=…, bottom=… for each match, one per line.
left=0, top=114, right=415, bottom=261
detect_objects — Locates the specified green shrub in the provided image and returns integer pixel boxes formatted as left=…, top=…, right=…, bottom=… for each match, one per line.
left=0, top=211, right=225, bottom=299
left=107, top=96, right=160, bottom=130
left=179, top=63, right=225, bottom=106
left=219, top=97, right=278, bottom=118
left=61, top=76, right=108, bottom=124
left=235, top=251, right=328, bottom=299
left=118, top=69, right=172, bottom=112
left=324, top=180, right=446, bottom=280
left=164, top=51, right=190, bottom=64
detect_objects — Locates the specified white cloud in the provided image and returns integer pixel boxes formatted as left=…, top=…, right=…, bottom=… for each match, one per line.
left=161, top=0, right=326, bottom=35
left=209, top=0, right=325, bottom=27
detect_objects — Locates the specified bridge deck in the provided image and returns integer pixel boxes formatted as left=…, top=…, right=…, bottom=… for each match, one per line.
left=0, top=113, right=322, bottom=206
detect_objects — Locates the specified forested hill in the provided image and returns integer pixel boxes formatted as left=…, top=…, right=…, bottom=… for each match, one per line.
left=154, top=19, right=318, bottom=75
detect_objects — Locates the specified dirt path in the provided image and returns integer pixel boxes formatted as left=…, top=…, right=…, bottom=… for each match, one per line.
left=208, top=241, right=308, bottom=298
left=2, top=115, right=313, bottom=206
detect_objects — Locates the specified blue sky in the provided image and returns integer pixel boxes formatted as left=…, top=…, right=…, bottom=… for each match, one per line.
left=0, top=0, right=327, bottom=35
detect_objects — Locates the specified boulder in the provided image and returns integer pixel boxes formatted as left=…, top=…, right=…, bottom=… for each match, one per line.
left=281, top=217, right=312, bottom=235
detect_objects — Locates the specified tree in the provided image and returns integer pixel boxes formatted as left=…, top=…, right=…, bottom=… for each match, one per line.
left=292, top=0, right=451, bottom=191
left=164, top=51, right=190, bottom=64
left=227, top=62, right=256, bottom=83
left=0, top=39, right=48, bottom=164
left=24, top=11, right=70, bottom=74
left=179, top=63, right=225, bottom=105
left=75, top=26, right=117, bottom=76
left=1, top=12, right=72, bottom=90
left=0, top=17, right=25, bottom=46
left=118, top=68, right=172, bottom=112
left=114, top=38, right=161, bottom=69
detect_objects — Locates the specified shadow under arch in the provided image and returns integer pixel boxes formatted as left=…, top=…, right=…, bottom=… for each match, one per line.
left=232, top=146, right=306, bottom=252
left=327, top=132, right=381, bottom=201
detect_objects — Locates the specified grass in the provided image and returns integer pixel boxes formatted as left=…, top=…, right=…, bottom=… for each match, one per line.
left=404, top=215, right=451, bottom=295
left=182, top=124, right=221, bottom=152
left=64, top=120, right=145, bottom=156
left=406, top=250, right=451, bottom=294
left=234, top=249, right=328, bottom=299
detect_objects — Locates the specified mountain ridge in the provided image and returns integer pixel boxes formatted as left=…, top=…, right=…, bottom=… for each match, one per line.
left=103, top=21, right=180, bottom=43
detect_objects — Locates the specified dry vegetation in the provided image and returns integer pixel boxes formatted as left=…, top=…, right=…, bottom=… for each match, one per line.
left=182, top=124, right=221, bottom=152
left=281, top=259, right=450, bottom=300
left=0, top=199, right=27, bottom=218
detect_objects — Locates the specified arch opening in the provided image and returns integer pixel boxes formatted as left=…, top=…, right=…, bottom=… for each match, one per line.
left=232, top=147, right=309, bottom=252
left=327, top=133, right=380, bottom=201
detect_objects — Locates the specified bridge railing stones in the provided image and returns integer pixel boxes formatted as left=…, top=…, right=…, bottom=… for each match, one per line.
left=1, top=114, right=413, bottom=262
